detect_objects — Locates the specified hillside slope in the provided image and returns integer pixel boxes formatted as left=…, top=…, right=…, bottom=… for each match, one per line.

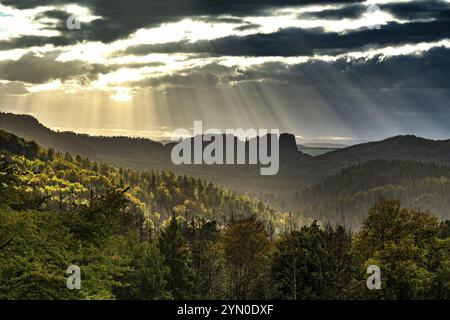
left=0, top=129, right=298, bottom=232
left=299, top=160, right=450, bottom=227
left=4, top=112, right=450, bottom=216
left=318, top=135, right=450, bottom=163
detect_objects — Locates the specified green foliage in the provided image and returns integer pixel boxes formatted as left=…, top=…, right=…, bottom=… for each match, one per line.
left=0, top=208, right=82, bottom=299
left=300, top=160, right=450, bottom=227
left=0, top=129, right=39, bottom=159
left=158, top=213, right=193, bottom=299
left=351, top=199, right=447, bottom=299
left=222, top=216, right=272, bottom=299
left=131, top=244, right=171, bottom=300
left=271, top=222, right=352, bottom=299
left=184, top=220, right=227, bottom=299
left=0, top=130, right=449, bottom=300
left=110, top=239, right=171, bottom=300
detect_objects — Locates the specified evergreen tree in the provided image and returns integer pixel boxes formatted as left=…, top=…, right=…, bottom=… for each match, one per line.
left=158, top=213, right=193, bottom=299
left=271, top=222, right=352, bottom=299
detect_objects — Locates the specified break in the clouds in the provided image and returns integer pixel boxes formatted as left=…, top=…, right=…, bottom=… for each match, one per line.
left=0, top=0, right=449, bottom=143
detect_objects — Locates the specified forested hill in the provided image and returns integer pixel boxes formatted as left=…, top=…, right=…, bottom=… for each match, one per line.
left=2, top=128, right=449, bottom=300
left=298, top=160, right=450, bottom=227
left=0, top=112, right=305, bottom=166
left=4, top=112, right=450, bottom=181
left=4, top=112, right=450, bottom=220
left=0, top=129, right=301, bottom=234
left=5, top=124, right=450, bottom=231
left=0, top=112, right=305, bottom=199
left=316, top=135, right=450, bottom=164
left=0, top=112, right=166, bottom=162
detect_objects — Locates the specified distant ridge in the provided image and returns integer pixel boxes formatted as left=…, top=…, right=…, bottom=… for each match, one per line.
left=0, top=112, right=302, bottom=164
left=3, top=111, right=450, bottom=210
left=0, top=112, right=167, bottom=162
left=3, top=112, right=450, bottom=226
left=0, top=112, right=304, bottom=180
left=3, top=112, right=450, bottom=171
left=317, top=134, right=450, bottom=164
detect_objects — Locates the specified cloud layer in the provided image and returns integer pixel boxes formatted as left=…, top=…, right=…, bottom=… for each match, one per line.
left=0, top=0, right=449, bottom=142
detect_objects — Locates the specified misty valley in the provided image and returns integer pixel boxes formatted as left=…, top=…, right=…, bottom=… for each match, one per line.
left=0, top=114, right=450, bottom=300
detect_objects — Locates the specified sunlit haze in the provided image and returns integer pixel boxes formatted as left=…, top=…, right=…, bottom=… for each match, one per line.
left=1, top=0, right=450, bottom=143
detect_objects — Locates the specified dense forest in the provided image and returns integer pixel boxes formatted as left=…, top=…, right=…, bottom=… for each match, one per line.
left=299, top=160, right=450, bottom=227
left=7, top=112, right=450, bottom=227
left=1, top=130, right=450, bottom=299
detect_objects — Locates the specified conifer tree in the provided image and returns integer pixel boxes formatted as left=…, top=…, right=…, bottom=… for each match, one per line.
left=159, top=213, right=193, bottom=299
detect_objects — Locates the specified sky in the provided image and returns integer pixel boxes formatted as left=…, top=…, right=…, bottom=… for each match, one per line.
left=0, top=0, right=449, bottom=144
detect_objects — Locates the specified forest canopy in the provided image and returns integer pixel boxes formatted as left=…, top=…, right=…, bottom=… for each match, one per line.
left=0, top=130, right=449, bottom=300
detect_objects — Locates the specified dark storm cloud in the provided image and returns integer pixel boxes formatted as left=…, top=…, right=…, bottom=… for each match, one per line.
left=333, top=47, right=450, bottom=89
left=0, top=52, right=109, bottom=83
left=381, top=0, right=450, bottom=21
left=130, top=62, right=240, bottom=89
left=124, top=17, right=450, bottom=57
left=233, top=23, right=262, bottom=32
left=2, top=0, right=363, bottom=43
left=132, top=46, right=450, bottom=90
left=0, top=35, right=72, bottom=50
left=197, top=16, right=247, bottom=24
left=2, top=0, right=448, bottom=54
left=34, top=8, right=69, bottom=21
left=297, top=0, right=450, bottom=21
left=287, top=47, right=450, bottom=89
left=245, top=46, right=450, bottom=89
left=0, top=82, right=29, bottom=95
left=2, top=1, right=449, bottom=94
